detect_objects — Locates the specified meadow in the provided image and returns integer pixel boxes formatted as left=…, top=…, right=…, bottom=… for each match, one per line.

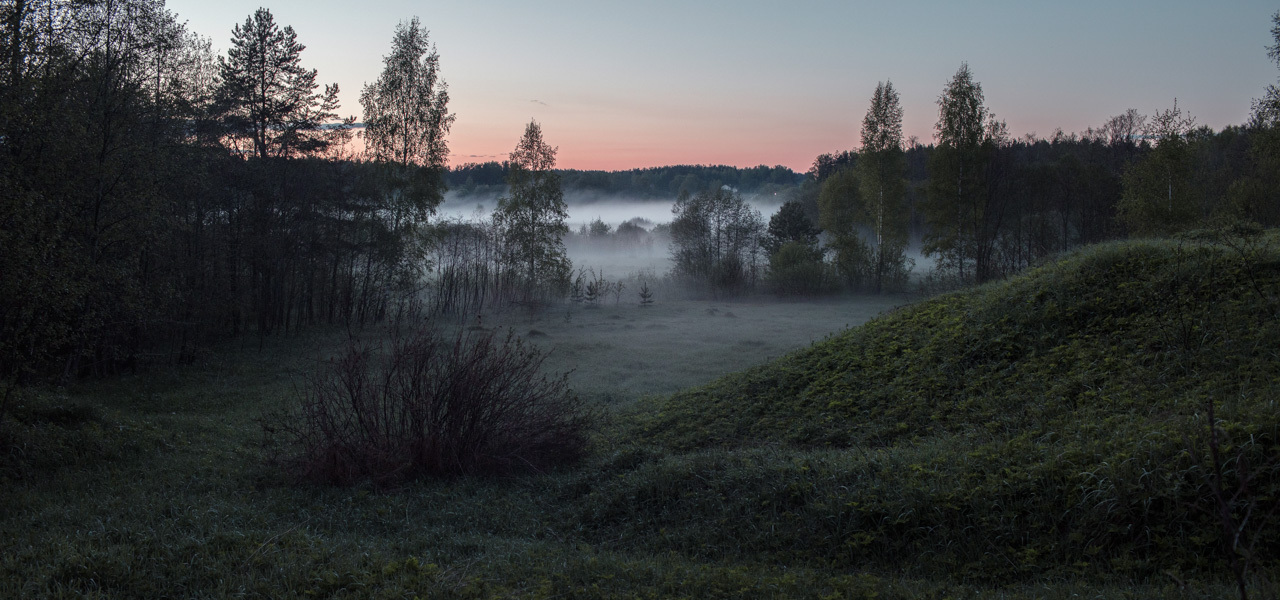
left=485, top=295, right=906, bottom=405
left=0, top=293, right=906, bottom=598
left=2, top=230, right=1277, bottom=599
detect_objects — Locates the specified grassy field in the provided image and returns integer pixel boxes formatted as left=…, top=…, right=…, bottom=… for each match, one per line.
left=2, top=230, right=1277, bottom=598
left=487, top=294, right=907, bottom=404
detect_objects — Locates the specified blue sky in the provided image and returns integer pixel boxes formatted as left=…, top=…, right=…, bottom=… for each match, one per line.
left=164, top=0, right=1279, bottom=170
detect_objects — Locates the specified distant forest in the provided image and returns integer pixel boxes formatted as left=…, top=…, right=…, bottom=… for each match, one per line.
left=446, top=163, right=803, bottom=199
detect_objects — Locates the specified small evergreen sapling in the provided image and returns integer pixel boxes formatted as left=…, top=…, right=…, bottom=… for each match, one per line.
left=639, top=281, right=654, bottom=306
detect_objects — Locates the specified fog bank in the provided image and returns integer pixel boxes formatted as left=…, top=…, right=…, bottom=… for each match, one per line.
left=438, top=191, right=786, bottom=231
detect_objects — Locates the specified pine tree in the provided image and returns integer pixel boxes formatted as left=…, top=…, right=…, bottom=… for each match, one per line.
left=638, top=281, right=654, bottom=306
left=764, top=200, right=821, bottom=256
left=216, top=8, right=342, bottom=159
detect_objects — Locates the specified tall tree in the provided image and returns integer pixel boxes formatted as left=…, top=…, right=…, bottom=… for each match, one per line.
left=926, top=63, right=1003, bottom=282
left=1118, top=99, right=1200, bottom=235
left=1252, top=11, right=1280, bottom=128
left=764, top=200, right=826, bottom=296
left=359, top=17, right=455, bottom=304
left=856, top=80, right=912, bottom=292
left=818, top=167, right=870, bottom=288
left=1234, top=11, right=1280, bottom=226
left=493, top=120, right=570, bottom=302
left=361, top=17, right=453, bottom=169
left=215, top=8, right=343, bottom=159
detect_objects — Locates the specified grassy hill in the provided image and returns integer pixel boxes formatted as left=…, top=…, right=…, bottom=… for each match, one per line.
left=632, top=231, right=1279, bottom=452
left=2, top=228, right=1277, bottom=598
left=607, top=227, right=1280, bottom=585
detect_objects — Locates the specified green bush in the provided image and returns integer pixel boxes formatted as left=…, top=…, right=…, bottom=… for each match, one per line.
left=766, top=241, right=834, bottom=296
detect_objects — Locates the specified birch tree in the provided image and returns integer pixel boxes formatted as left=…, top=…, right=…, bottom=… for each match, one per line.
left=361, top=17, right=452, bottom=169
left=493, top=121, right=570, bottom=302
left=926, top=63, right=1002, bottom=282
left=856, top=80, right=911, bottom=291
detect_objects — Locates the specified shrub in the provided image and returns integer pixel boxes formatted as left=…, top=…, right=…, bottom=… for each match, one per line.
left=766, top=241, right=834, bottom=296
left=266, top=323, right=591, bottom=486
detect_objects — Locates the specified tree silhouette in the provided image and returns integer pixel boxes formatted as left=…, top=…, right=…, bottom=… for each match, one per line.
left=1118, top=99, right=1199, bottom=235
left=926, top=63, right=1004, bottom=282
left=857, top=81, right=911, bottom=292
left=670, top=188, right=764, bottom=294
left=494, top=121, right=571, bottom=302
left=361, top=17, right=453, bottom=168
left=216, top=8, right=343, bottom=159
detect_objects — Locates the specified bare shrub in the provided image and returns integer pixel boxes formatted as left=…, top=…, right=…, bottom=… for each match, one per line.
left=266, top=323, right=591, bottom=486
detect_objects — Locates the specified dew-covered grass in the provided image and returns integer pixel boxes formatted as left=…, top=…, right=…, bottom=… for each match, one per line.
left=3, top=230, right=1277, bottom=598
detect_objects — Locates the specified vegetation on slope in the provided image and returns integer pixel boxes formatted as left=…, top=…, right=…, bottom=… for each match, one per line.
left=2, top=229, right=1277, bottom=598
left=616, top=225, right=1279, bottom=583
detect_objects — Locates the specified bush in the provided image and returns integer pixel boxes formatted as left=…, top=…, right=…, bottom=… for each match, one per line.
left=766, top=241, right=834, bottom=296
left=266, top=323, right=591, bottom=486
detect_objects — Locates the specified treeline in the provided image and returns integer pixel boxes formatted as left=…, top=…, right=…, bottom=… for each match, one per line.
left=448, top=162, right=802, bottom=199
left=756, top=56, right=1280, bottom=296
left=0, top=3, right=453, bottom=384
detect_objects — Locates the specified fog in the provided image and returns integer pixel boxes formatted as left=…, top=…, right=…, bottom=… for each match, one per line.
left=438, top=190, right=787, bottom=231
left=437, top=190, right=794, bottom=279
left=435, top=191, right=936, bottom=283
left=435, top=191, right=921, bottom=407
left=478, top=293, right=907, bottom=407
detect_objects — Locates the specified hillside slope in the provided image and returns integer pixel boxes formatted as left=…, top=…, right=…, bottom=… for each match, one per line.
left=602, top=228, right=1280, bottom=580
left=633, top=231, right=1279, bottom=451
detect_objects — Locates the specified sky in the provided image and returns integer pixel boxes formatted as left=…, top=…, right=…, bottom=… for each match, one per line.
left=164, top=0, right=1279, bottom=172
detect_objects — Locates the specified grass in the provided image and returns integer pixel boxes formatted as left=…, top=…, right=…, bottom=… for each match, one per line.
left=2, top=230, right=1278, bottom=598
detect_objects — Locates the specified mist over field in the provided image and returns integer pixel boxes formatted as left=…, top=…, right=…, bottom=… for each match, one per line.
left=437, top=191, right=795, bottom=277
left=438, top=190, right=787, bottom=230
left=481, top=295, right=906, bottom=406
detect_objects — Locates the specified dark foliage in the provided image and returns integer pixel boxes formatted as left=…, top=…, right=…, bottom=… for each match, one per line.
left=763, top=200, right=821, bottom=256
left=627, top=231, right=1280, bottom=582
left=265, top=323, right=591, bottom=486
left=447, top=162, right=802, bottom=199
left=765, top=241, right=832, bottom=296
left=669, top=188, right=765, bottom=295
left=0, top=3, right=446, bottom=384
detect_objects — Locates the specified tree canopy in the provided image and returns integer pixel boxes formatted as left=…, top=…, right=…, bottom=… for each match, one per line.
left=361, top=17, right=453, bottom=168
left=493, top=121, right=571, bottom=302
left=216, top=8, right=344, bottom=159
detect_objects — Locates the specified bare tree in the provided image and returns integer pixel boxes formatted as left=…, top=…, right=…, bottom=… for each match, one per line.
left=1101, top=109, right=1147, bottom=146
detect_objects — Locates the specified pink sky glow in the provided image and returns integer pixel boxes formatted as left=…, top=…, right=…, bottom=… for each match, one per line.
left=169, top=1, right=1277, bottom=172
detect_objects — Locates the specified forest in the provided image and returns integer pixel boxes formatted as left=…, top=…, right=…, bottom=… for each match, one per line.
left=2, top=1, right=1280, bottom=598
left=2, top=1, right=1278, bottom=384
left=448, top=162, right=803, bottom=200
